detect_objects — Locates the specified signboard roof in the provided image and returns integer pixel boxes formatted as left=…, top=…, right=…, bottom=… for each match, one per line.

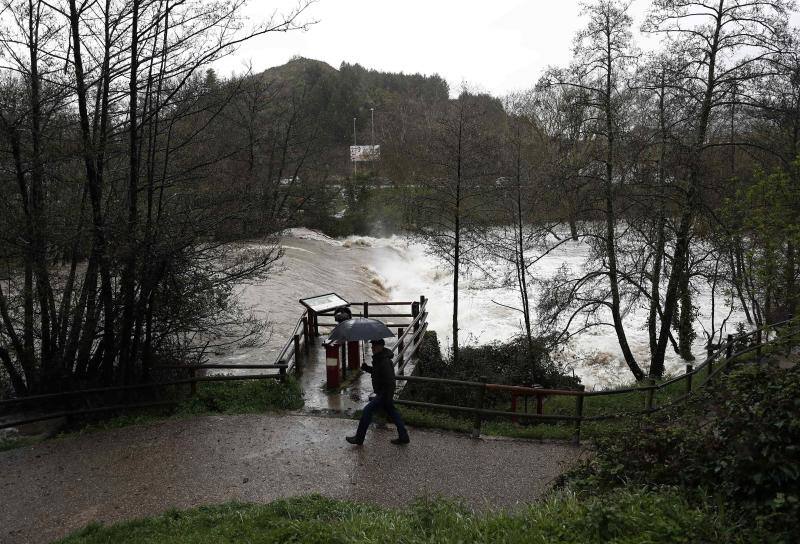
left=299, top=293, right=349, bottom=313
left=350, top=145, right=380, bottom=162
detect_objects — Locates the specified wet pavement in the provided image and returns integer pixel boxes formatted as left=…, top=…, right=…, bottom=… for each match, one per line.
left=0, top=414, right=584, bottom=544
left=295, top=334, right=413, bottom=415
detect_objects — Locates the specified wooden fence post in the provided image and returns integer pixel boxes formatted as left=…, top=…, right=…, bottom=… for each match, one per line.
left=293, top=334, right=301, bottom=368
left=279, top=361, right=286, bottom=383
left=573, top=385, right=585, bottom=446
left=685, top=364, right=693, bottom=394
left=645, top=379, right=656, bottom=412
left=707, top=356, right=714, bottom=385
left=397, top=328, right=405, bottom=374
left=302, top=316, right=309, bottom=353
left=472, top=376, right=487, bottom=439
left=412, top=302, right=420, bottom=332
left=726, top=334, right=734, bottom=359
left=363, top=301, right=369, bottom=319
left=756, top=329, right=763, bottom=362
left=189, top=367, right=197, bottom=397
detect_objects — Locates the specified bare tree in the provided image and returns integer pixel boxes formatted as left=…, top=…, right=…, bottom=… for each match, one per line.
left=0, top=0, right=313, bottom=395
left=408, top=87, right=504, bottom=365
left=541, top=0, right=647, bottom=381
left=643, top=0, right=794, bottom=376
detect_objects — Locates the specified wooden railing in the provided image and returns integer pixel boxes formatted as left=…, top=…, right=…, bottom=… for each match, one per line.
left=0, top=363, right=288, bottom=430
left=394, top=318, right=800, bottom=445
left=274, top=310, right=312, bottom=374
left=391, top=297, right=429, bottom=374
left=0, top=297, right=430, bottom=430
left=301, top=296, right=429, bottom=376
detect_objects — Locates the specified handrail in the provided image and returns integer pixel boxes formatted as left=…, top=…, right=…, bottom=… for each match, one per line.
left=154, top=364, right=288, bottom=370
left=0, top=373, right=286, bottom=429
left=274, top=310, right=309, bottom=373
left=0, top=371, right=287, bottom=407
left=394, top=300, right=428, bottom=349
left=396, top=317, right=799, bottom=444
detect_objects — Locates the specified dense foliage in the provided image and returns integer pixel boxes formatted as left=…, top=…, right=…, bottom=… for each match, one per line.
left=402, top=331, right=579, bottom=409
left=569, top=363, right=800, bottom=541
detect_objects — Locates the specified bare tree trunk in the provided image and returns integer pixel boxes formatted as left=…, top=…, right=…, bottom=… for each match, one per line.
left=603, top=30, right=644, bottom=381
left=676, top=258, right=695, bottom=361
left=68, top=0, right=116, bottom=384
left=119, top=0, right=141, bottom=385
left=452, top=109, right=462, bottom=365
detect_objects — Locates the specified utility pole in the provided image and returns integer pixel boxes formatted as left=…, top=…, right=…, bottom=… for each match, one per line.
left=353, top=117, right=357, bottom=179
left=370, top=108, right=375, bottom=178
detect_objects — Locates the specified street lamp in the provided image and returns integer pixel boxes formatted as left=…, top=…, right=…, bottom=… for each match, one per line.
left=370, top=108, right=374, bottom=146
left=353, top=117, right=357, bottom=178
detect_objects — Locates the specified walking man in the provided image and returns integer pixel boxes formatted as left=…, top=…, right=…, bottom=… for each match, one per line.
left=346, top=338, right=410, bottom=445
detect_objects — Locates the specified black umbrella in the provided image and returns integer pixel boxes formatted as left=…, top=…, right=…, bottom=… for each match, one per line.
left=326, top=317, right=394, bottom=343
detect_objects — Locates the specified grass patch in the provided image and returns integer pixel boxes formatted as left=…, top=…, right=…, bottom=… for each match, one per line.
left=0, top=434, right=41, bottom=452
left=56, top=490, right=738, bottom=544
left=78, top=377, right=304, bottom=435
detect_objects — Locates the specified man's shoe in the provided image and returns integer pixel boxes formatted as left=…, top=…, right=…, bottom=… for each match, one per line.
left=391, top=437, right=410, bottom=445
left=345, top=435, right=363, bottom=445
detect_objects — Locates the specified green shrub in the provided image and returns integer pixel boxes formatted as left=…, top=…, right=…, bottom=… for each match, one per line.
left=403, top=331, right=578, bottom=414
left=176, top=376, right=303, bottom=415
left=569, top=364, right=800, bottom=541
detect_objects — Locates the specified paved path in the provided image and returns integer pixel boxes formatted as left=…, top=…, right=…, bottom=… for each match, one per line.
left=0, top=414, right=583, bottom=544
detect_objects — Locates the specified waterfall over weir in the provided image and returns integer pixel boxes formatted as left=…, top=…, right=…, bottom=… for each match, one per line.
left=208, top=228, right=747, bottom=390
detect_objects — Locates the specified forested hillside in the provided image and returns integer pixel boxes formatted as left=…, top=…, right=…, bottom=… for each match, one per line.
left=2, top=0, right=800, bottom=400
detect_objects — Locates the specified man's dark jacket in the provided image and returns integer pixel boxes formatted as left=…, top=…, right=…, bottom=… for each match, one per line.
left=363, top=348, right=395, bottom=397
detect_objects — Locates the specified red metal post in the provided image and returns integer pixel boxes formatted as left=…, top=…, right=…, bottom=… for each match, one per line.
left=347, top=341, right=360, bottom=369
left=325, top=343, right=340, bottom=388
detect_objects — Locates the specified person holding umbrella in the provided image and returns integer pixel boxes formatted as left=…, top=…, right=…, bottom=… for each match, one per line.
left=346, top=338, right=410, bottom=445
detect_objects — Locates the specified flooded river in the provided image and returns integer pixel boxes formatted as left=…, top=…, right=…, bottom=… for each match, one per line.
left=210, top=228, right=746, bottom=389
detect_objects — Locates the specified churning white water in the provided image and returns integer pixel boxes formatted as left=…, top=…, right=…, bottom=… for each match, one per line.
left=214, top=228, right=746, bottom=389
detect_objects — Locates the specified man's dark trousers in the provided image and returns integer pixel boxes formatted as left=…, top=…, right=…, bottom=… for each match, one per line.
left=355, top=394, right=409, bottom=441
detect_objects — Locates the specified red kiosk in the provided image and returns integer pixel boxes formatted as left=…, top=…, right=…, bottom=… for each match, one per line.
left=299, top=293, right=360, bottom=389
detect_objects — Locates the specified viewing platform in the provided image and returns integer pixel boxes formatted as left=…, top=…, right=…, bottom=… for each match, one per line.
left=277, top=295, right=430, bottom=414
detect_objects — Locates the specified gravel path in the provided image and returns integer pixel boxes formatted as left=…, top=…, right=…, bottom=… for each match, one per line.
left=0, top=414, right=584, bottom=544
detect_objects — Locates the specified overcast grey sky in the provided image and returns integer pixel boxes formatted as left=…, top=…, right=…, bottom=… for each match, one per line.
left=215, top=0, right=664, bottom=97
left=216, top=1, right=800, bottom=97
